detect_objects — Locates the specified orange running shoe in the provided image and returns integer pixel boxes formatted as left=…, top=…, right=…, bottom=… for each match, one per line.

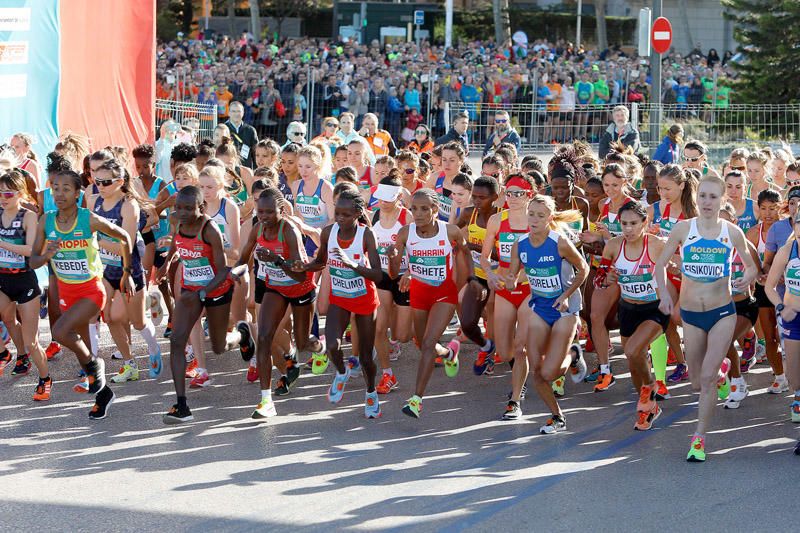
left=33, top=378, right=52, bottom=401
left=655, top=380, right=671, bottom=400
left=637, top=384, right=656, bottom=412
left=45, top=342, right=61, bottom=360
left=434, top=355, right=444, bottom=367
left=593, top=372, right=615, bottom=392
left=185, top=358, right=198, bottom=378
left=376, top=372, right=398, bottom=394
left=634, top=404, right=661, bottom=431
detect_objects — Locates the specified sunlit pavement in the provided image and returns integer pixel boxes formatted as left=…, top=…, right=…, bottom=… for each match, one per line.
left=0, top=321, right=797, bottom=532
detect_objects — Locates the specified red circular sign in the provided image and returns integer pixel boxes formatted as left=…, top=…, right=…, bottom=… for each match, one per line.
left=651, top=17, right=672, bottom=54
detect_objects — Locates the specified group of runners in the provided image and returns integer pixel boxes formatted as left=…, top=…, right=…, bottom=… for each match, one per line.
left=2, top=129, right=800, bottom=463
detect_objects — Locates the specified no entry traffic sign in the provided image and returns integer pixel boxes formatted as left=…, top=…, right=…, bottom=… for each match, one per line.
left=651, top=16, right=672, bottom=54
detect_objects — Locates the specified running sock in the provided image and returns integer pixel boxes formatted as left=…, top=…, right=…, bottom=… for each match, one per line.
left=600, top=363, right=611, bottom=374
left=650, top=334, right=668, bottom=382
left=384, top=368, right=393, bottom=376
left=196, top=367, right=207, bottom=376
left=311, top=312, right=320, bottom=338
left=261, top=389, right=272, bottom=402
left=89, top=323, right=99, bottom=357
left=480, top=339, right=493, bottom=352
left=137, top=320, right=160, bottom=354
left=177, top=395, right=188, bottom=409
left=125, top=358, right=137, bottom=369
left=795, top=390, right=800, bottom=397
left=249, top=355, right=257, bottom=366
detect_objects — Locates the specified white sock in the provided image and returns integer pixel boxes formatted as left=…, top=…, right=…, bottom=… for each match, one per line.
left=89, top=323, right=99, bottom=357
left=261, top=389, right=272, bottom=402
left=196, top=367, right=207, bottom=376
left=481, top=339, right=493, bottom=352
left=125, top=358, right=137, bottom=368
left=794, top=389, right=800, bottom=397
left=731, top=376, right=745, bottom=384
left=384, top=368, right=393, bottom=376
left=600, top=364, right=610, bottom=374
left=137, top=320, right=160, bottom=354
left=775, top=373, right=786, bottom=381
left=249, top=355, right=257, bottom=366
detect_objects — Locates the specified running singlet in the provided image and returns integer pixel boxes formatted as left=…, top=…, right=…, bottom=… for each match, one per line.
left=680, top=219, right=733, bottom=283
left=0, top=209, right=28, bottom=273
left=785, top=240, right=800, bottom=297
left=45, top=208, right=104, bottom=284
left=147, top=176, right=170, bottom=251
left=614, top=236, right=658, bottom=302
left=373, top=208, right=410, bottom=274
left=517, top=230, right=577, bottom=307
left=295, top=179, right=329, bottom=228
left=327, top=223, right=376, bottom=302
left=736, top=198, right=757, bottom=233
left=652, top=201, right=684, bottom=237
left=565, top=198, right=584, bottom=234
left=468, top=208, right=499, bottom=279
left=599, top=197, right=634, bottom=237
left=211, top=198, right=232, bottom=249
left=277, top=173, right=294, bottom=205
left=255, top=220, right=315, bottom=297
left=93, top=197, right=142, bottom=279
left=496, top=211, right=528, bottom=272
left=358, top=167, right=374, bottom=190
left=406, top=221, right=453, bottom=286
left=434, top=174, right=453, bottom=222
left=175, top=220, right=232, bottom=297
left=730, top=248, right=746, bottom=296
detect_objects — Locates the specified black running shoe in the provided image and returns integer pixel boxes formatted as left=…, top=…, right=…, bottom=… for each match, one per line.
left=11, top=355, right=31, bottom=376
left=502, top=401, right=522, bottom=420
left=84, top=358, right=106, bottom=394
left=237, top=321, right=254, bottom=362
left=163, top=325, right=172, bottom=339
left=163, top=403, right=194, bottom=424
left=274, top=376, right=290, bottom=396
left=286, top=360, right=301, bottom=387
left=88, top=387, right=115, bottom=420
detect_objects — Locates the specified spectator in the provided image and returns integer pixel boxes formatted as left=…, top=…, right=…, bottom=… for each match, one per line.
left=652, top=124, right=684, bottom=165
left=289, top=83, right=307, bottom=122
left=348, top=80, right=370, bottom=128
left=599, top=105, right=640, bottom=158
left=435, top=110, right=469, bottom=154
left=311, top=116, right=343, bottom=156
left=256, top=78, right=282, bottom=139
left=688, top=76, right=705, bottom=106
left=359, top=112, right=397, bottom=158
left=224, top=101, right=258, bottom=169
left=407, top=125, right=435, bottom=154
left=404, top=78, right=422, bottom=113
left=368, top=78, right=389, bottom=128
left=483, top=110, right=521, bottom=156
left=215, top=82, right=234, bottom=121
left=323, top=75, right=344, bottom=118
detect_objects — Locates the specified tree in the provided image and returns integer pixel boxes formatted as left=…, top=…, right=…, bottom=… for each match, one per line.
left=263, top=0, right=314, bottom=39
left=249, top=0, right=261, bottom=39
left=492, top=0, right=510, bottom=46
left=722, top=0, right=800, bottom=103
left=595, top=0, right=607, bottom=51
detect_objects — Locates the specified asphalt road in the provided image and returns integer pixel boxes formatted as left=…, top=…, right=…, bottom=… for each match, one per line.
left=0, top=319, right=798, bottom=533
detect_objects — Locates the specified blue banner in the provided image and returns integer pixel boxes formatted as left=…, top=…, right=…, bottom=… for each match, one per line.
left=0, top=0, right=60, bottom=159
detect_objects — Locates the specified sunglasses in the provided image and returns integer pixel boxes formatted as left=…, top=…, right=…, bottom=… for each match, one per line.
left=325, top=123, right=337, bottom=127
left=0, top=191, right=17, bottom=198
left=495, top=119, right=508, bottom=124
left=404, top=168, right=416, bottom=174
left=96, top=178, right=121, bottom=187
left=506, top=190, right=529, bottom=198
left=415, top=130, right=427, bottom=134
left=730, top=165, right=746, bottom=171
left=291, top=132, right=305, bottom=136
left=683, top=155, right=702, bottom=162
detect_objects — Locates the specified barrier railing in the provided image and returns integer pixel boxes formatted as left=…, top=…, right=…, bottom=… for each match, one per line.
left=447, top=102, right=800, bottom=158
left=155, top=99, right=218, bottom=142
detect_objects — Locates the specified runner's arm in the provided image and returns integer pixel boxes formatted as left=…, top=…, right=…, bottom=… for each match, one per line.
left=28, top=214, right=52, bottom=269
left=387, top=225, right=408, bottom=280
left=557, top=236, right=590, bottom=300
left=199, top=221, right=232, bottom=295
left=765, top=242, right=790, bottom=308
left=0, top=210, right=38, bottom=256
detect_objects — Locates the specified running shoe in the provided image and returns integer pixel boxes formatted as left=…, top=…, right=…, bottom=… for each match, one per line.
left=252, top=398, right=277, bottom=420
left=402, top=395, right=422, bottom=418
left=768, top=375, right=789, bottom=394
left=740, top=353, right=757, bottom=374
left=655, top=380, right=671, bottom=400
left=634, top=404, right=661, bottom=431
left=569, top=343, right=588, bottom=383
left=45, top=341, right=62, bottom=360
left=202, top=317, right=209, bottom=338
left=686, top=435, right=706, bottom=462
left=389, top=340, right=401, bottom=362
left=111, top=351, right=124, bottom=360
left=434, top=355, right=444, bottom=367
left=11, top=355, right=31, bottom=376
left=792, top=400, right=800, bottom=423
left=741, top=330, right=756, bottom=360
left=755, top=339, right=767, bottom=363
left=493, top=353, right=502, bottom=366
left=149, top=349, right=163, bottom=378
left=32, top=377, right=52, bottom=401
left=552, top=375, right=565, bottom=397
left=347, top=355, right=361, bottom=374
left=84, top=358, right=106, bottom=394
left=246, top=363, right=258, bottom=383
left=473, top=339, right=496, bottom=376
left=365, top=390, right=381, bottom=418
left=593, top=372, right=615, bottom=392
left=327, top=368, right=351, bottom=404
left=728, top=377, right=748, bottom=403
left=717, top=360, right=731, bottom=401
left=584, top=366, right=600, bottom=382
left=185, top=357, right=198, bottom=379
left=667, top=363, right=688, bottom=383
left=0, top=349, right=11, bottom=375
left=795, top=441, right=800, bottom=456
left=444, top=339, right=460, bottom=378
left=637, top=384, right=657, bottom=413
left=376, top=372, right=398, bottom=394
left=502, top=401, right=522, bottom=420
left=73, top=369, right=89, bottom=393
left=344, top=323, right=352, bottom=343
left=88, top=387, right=115, bottom=420
left=237, top=321, right=255, bottom=362
left=540, top=414, right=567, bottom=434
left=189, top=371, right=211, bottom=388
left=110, top=364, right=139, bottom=383
left=163, top=403, right=193, bottom=424
left=667, top=348, right=677, bottom=366
left=273, top=376, right=290, bottom=396
left=584, top=337, right=595, bottom=354
left=163, top=323, right=172, bottom=339
left=149, top=289, right=164, bottom=326
left=310, top=352, right=329, bottom=375
left=286, top=360, right=301, bottom=387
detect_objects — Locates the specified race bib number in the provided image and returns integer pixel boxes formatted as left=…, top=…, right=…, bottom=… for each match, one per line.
left=183, top=257, right=214, bottom=286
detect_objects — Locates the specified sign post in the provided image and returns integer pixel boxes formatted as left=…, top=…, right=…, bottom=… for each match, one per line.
left=649, top=6, right=670, bottom=153
left=414, top=10, right=424, bottom=48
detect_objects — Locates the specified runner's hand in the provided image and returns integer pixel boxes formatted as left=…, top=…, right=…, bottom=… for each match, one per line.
left=121, top=272, right=135, bottom=299
left=290, top=259, right=308, bottom=272
left=44, top=239, right=61, bottom=259
left=398, top=273, right=411, bottom=292
left=332, top=247, right=358, bottom=269
left=658, top=295, right=673, bottom=316
left=781, top=307, right=797, bottom=323
left=606, top=268, right=620, bottom=285
left=230, top=264, right=248, bottom=282
left=552, top=293, right=569, bottom=312
left=487, top=272, right=505, bottom=292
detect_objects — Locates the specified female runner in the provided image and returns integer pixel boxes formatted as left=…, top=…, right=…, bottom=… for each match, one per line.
left=425, top=142, right=466, bottom=222
left=504, top=194, right=589, bottom=434
left=388, top=189, right=472, bottom=418
left=293, top=190, right=383, bottom=418
left=725, top=170, right=759, bottom=233
left=347, top=140, right=375, bottom=203
left=30, top=169, right=135, bottom=419
left=655, top=174, right=758, bottom=462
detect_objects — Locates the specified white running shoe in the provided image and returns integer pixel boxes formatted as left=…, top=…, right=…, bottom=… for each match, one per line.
left=728, top=377, right=748, bottom=402
left=768, top=375, right=789, bottom=394
left=149, top=289, right=164, bottom=326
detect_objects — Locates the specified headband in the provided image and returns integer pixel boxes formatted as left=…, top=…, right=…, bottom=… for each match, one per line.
left=505, top=176, right=533, bottom=191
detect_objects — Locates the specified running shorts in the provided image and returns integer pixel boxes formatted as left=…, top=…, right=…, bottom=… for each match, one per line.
left=618, top=299, right=670, bottom=338
left=754, top=283, right=773, bottom=308
left=495, top=283, right=531, bottom=309
left=410, top=278, right=458, bottom=311
left=0, top=270, right=41, bottom=304
left=780, top=311, right=800, bottom=341
left=105, top=273, right=145, bottom=293
left=58, top=278, right=107, bottom=311
left=735, top=296, right=759, bottom=326
left=255, top=277, right=317, bottom=307
left=376, top=272, right=410, bottom=307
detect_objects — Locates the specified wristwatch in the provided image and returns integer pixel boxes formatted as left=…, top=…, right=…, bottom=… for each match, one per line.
left=198, top=289, right=207, bottom=303
left=776, top=303, right=785, bottom=314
